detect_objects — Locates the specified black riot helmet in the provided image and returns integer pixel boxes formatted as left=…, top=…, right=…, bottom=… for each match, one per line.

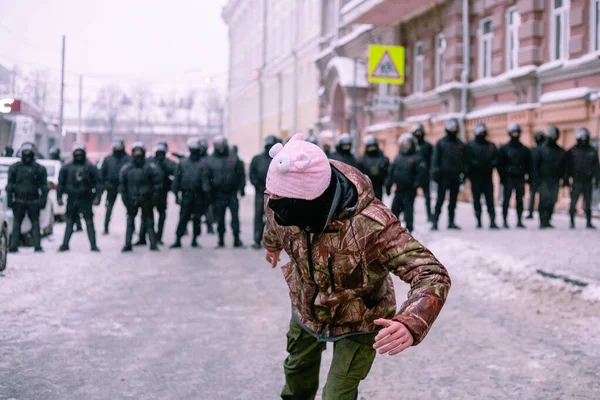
left=187, top=137, right=202, bottom=161
left=71, top=143, right=86, bottom=164
left=213, top=135, right=229, bottom=155
left=111, top=139, right=125, bottom=153
left=154, top=142, right=168, bottom=160
left=306, top=136, right=319, bottom=146
left=508, top=123, right=522, bottom=139
left=231, top=145, right=238, bottom=156
left=398, top=133, right=417, bottom=155
left=20, top=142, right=36, bottom=165
left=264, top=135, right=278, bottom=153
left=156, top=140, right=168, bottom=152
left=474, top=123, right=488, bottom=141
left=445, top=118, right=459, bottom=137
left=533, top=131, right=546, bottom=145
left=364, top=135, right=379, bottom=155
left=131, top=142, right=146, bottom=162
left=412, top=123, right=426, bottom=139
left=547, top=125, right=560, bottom=143
left=3, top=146, right=14, bottom=157
left=49, top=146, right=61, bottom=160
left=576, top=127, right=590, bottom=145
left=337, top=133, right=353, bottom=153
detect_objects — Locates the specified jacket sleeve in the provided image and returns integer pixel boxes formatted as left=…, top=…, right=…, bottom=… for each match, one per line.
left=172, top=163, right=182, bottom=194
left=490, top=144, right=499, bottom=170
left=100, top=157, right=108, bottom=182
left=431, top=142, right=441, bottom=174
left=201, top=161, right=212, bottom=194
left=249, top=156, right=260, bottom=187
left=151, top=165, right=162, bottom=193
left=91, top=165, right=103, bottom=198
left=6, top=164, right=16, bottom=196
left=119, top=165, right=129, bottom=198
left=57, top=165, right=67, bottom=200
left=38, top=165, right=49, bottom=202
left=385, top=158, right=395, bottom=190
left=263, top=192, right=284, bottom=252
left=497, top=146, right=507, bottom=182
left=376, top=218, right=451, bottom=345
left=594, top=150, right=600, bottom=184
left=463, top=143, right=472, bottom=177
left=237, top=158, right=246, bottom=192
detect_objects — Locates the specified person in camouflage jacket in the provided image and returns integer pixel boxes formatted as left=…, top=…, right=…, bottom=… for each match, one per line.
left=263, top=133, right=451, bottom=400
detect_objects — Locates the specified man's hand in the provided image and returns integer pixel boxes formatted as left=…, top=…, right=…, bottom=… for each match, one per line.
left=57, top=198, right=64, bottom=207
left=175, top=194, right=182, bottom=205
left=92, top=197, right=101, bottom=206
left=373, top=319, right=414, bottom=356
left=240, top=188, right=246, bottom=198
left=265, top=249, right=281, bottom=268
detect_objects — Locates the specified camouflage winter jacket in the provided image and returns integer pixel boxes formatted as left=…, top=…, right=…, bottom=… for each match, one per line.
left=264, top=161, right=451, bottom=344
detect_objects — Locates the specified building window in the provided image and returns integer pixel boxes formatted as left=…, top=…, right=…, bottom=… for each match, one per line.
left=479, top=18, right=493, bottom=79
left=506, top=7, right=520, bottom=70
left=551, top=0, right=570, bottom=60
left=435, top=34, right=446, bottom=87
left=414, top=42, right=424, bottom=93
left=593, top=0, right=600, bottom=51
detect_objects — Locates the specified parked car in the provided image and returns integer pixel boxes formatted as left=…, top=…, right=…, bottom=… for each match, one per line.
left=37, top=159, right=65, bottom=221
left=0, top=157, right=55, bottom=245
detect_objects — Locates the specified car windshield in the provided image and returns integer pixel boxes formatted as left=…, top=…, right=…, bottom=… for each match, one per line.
left=0, top=163, right=11, bottom=179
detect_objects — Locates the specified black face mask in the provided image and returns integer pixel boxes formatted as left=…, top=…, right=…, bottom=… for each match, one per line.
left=155, top=152, right=166, bottom=161
left=339, top=145, right=352, bottom=154
left=509, top=133, right=521, bottom=143
left=22, top=152, right=34, bottom=164
left=189, top=149, right=201, bottom=161
left=73, top=153, right=86, bottom=164
left=413, top=133, right=424, bottom=143
left=113, top=148, right=125, bottom=157
left=366, top=145, right=378, bottom=156
left=133, top=154, right=145, bottom=166
left=475, top=135, right=487, bottom=143
left=268, top=171, right=337, bottom=232
left=447, top=131, right=458, bottom=139
left=578, top=137, right=590, bottom=146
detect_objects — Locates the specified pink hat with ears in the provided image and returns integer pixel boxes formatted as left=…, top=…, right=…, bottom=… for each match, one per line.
left=266, top=133, right=332, bottom=201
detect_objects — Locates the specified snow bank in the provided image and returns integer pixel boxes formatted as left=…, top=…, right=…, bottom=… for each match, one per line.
left=539, top=87, right=595, bottom=104
left=466, top=102, right=539, bottom=119
left=364, top=121, right=406, bottom=133
left=324, top=57, right=369, bottom=88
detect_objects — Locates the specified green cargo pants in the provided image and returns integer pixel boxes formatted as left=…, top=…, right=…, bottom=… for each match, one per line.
left=281, top=319, right=377, bottom=400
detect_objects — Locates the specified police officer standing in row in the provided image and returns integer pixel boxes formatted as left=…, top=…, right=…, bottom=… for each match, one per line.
left=204, top=136, right=246, bottom=248
left=249, top=135, right=278, bottom=249
left=359, top=135, right=389, bottom=200
left=498, top=123, right=531, bottom=229
left=431, top=118, right=465, bottom=231
left=329, top=133, right=359, bottom=168
left=6, top=142, right=48, bottom=253
left=48, top=146, right=64, bottom=162
left=136, top=141, right=176, bottom=246
left=533, top=126, right=567, bottom=229
left=101, top=139, right=131, bottom=235
left=120, top=142, right=161, bottom=252
left=526, top=131, right=547, bottom=219
left=566, top=128, right=599, bottom=229
left=386, top=133, right=425, bottom=232
left=465, top=123, right=499, bottom=229
left=170, top=138, right=207, bottom=249
left=57, top=144, right=102, bottom=252
left=412, top=123, right=434, bottom=221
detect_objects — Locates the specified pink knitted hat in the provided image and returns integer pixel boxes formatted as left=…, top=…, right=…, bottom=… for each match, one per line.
left=266, top=133, right=332, bottom=200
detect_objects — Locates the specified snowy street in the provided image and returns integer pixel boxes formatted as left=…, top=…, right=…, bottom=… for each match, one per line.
left=1, top=194, right=599, bottom=400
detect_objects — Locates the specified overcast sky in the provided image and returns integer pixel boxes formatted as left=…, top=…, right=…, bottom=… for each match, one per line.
left=0, top=0, right=229, bottom=114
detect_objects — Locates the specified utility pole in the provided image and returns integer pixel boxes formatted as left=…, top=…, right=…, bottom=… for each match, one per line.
left=58, top=35, right=66, bottom=146
left=77, top=75, right=83, bottom=143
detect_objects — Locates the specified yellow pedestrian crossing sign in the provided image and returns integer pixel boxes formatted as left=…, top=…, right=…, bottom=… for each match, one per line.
left=368, top=45, right=405, bottom=85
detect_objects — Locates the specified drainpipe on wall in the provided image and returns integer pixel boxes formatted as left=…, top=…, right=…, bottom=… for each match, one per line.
left=460, top=0, right=470, bottom=141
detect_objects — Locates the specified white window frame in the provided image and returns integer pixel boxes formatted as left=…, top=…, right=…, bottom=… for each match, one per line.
left=592, top=0, right=600, bottom=51
left=550, top=0, right=571, bottom=60
left=435, top=33, right=446, bottom=87
left=506, top=7, right=520, bottom=70
left=414, top=42, right=424, bottom=93
left=479, top=17, right=494, bottom=79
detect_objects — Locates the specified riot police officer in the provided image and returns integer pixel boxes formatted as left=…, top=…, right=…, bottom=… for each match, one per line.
left=498, top=123, right=531, bottom=228
left=6, top=142, right=48, bottom=253
left=170, top=138, right=208, bottom=248
left=120, top=142, right=161, bottom=252
left=137, top=142, right=176, bottom=245
left=57, top=143, right=102, bottom=252
left=386, top=133, right=425, bottom=232
left=566, top=127, right=599, bottom=229
left=203, top=136, right=246, bottom=248
left=533, top=126, right=567, bottom=229
left=48, top=146, right=64, bottom=162
left=359, top=135, right=390, bottom=200
left=101, top=139, right=131, bottom=234
left=249, top=135, right=277, bottom=249
left=465, top=123, right=499, bottom=229
left=526, top=131, right=546, bottom=219
left=329, top=133, right=359, bottom=168
left=306, top=136, right=319, bottom=146
left=431, top=118, right=466, bottom=230
left=412, top=123, right=434, bottom=221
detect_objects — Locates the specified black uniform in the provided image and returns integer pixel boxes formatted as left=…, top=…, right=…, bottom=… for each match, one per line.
left=498, top=137, right=531, bottom=227
left=101, top=149, right=132, bottom=234
left=465, top=136, right=499, bottom=228
left=249, top=148, right=273, bottom=247
left=171, top=154, right=207, bottom=247
left=57, top=152, right=102, bottom=251
left=526, top=132, right=546, bottom=218
left=386, top=150, right=425, bottom=232
left=567, top=136, right=600, bottom=228
left=6, top=154, right=48, bottom=252
left=533, top=137, right=566, bottom=228
left=120, top=154, right=162, bottom=251
left=204, top=143, right=246, bottom=247
left=359, top=148, right=389, bottom=200
left=414, top=136, right=434, bottom=220
left=329, top=150, right=359, bottom=169
left=431, top=120, right=465, bottom=230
